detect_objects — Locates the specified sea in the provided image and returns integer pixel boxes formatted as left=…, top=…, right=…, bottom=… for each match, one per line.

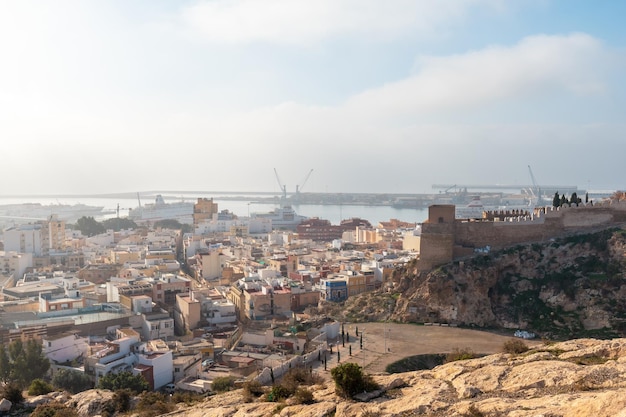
left=0, top=194, right=429, bottom=227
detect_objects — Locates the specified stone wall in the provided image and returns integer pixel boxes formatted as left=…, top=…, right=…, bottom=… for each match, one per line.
left=418, top=201, right=626, bottom=271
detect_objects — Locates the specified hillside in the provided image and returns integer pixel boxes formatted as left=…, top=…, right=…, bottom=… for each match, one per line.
left=35, top=337, right=626, bottom=416
left=337, top=227, right=626, bottom=340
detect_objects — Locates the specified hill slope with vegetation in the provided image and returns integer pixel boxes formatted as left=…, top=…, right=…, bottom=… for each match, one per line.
left=385, top=227, right=626, bottom=339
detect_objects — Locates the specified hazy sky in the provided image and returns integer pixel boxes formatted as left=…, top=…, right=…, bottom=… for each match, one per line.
left=1, top=0, right=625, bottom=196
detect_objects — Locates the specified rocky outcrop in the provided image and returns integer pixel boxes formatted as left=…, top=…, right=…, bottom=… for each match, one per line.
left=156, top=338, right=626, bottom=416
left=390, top=228, right=626, bottom=338
left=19, top=338, right=626, bottom=416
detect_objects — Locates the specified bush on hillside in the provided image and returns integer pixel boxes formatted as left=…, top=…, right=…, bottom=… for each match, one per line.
left=445, top=348, right=478, bottom=363
left=30, top=401, right=79, bottom=417
left=502, top=339, right=529, bottom=354
left=330, top=362, right=379, bottom=399
left=1, top=382, right=24, bottom=404
left=212, top=376, right=236, bottom=392
left=28, top=378, right=55, bottom=396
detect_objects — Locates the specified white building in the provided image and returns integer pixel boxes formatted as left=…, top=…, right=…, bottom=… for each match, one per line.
left=38, top=277, right=85, bottom=313
left=89, top=330, right=173, bottom=390
left=43, top=332, right=89, bottom=364
left=140, top=310, right=175, bottom=341
left=3, top=224, right=44, bottom=256
left=135, top=340, right=174, bottom=390
left=0, top=251, right=33, bottom=279
left=172, top=353, right=202, bottom=382
left=198, top=250, right=227, bottom=282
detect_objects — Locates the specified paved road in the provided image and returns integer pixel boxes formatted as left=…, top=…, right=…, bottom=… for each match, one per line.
left=315, top=323, right=541, bottom=375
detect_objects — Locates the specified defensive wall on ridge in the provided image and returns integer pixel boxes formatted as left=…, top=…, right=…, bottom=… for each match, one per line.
left=417, top=200, right=626, bottom=271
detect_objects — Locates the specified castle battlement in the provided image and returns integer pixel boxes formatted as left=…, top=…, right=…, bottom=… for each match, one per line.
left=416, top=200, right=626, bottom=271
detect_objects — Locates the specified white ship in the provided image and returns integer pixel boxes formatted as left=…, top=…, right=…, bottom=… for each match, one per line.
left=0, top=202, right=106, bottom=224
left=455, top=196, right=535, bottom=220
left=252, top=205, right=308, bottom=230
left=129, top=194, right=194, bottom=224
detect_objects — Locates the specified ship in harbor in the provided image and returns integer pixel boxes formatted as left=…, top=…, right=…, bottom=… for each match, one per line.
left=0, top=202, right=107, bottom=226
left=251, top=205, right=308, bottom=230
left=455, top=195, right=537, bottom=220
left=128, top=194, right=194, bottom=224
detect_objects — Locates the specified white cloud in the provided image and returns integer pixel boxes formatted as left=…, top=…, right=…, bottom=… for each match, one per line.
left=207, top=33, right=617, bottom=145
left=343, top=33, right=612, bottom=124
left=179, top=0, right=503, bottom=44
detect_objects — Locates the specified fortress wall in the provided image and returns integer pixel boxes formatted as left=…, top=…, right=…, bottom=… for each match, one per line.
left=417, top=201, right=626, bottom=271
left=454, top=221, right=552, bottom=250
left=419, top=233, right=455, bottom=271
left=454, top=203, right=626, bottom=250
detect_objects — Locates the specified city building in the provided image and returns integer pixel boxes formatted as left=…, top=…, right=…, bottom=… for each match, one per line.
left=42, top=332, right=89, bottom=364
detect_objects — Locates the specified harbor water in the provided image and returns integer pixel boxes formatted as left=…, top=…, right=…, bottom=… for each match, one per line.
left=0, top=194, right=429, bottom=227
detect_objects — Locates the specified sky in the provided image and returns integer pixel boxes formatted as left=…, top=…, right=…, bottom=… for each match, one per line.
left=1, top=0, right=625, bottom=196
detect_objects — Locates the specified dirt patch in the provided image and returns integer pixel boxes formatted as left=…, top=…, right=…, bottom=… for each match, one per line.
left=320, top=323, right=541, bottom=374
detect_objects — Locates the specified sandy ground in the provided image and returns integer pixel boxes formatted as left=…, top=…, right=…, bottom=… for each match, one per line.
left=314, top=323, right=542, bottom=375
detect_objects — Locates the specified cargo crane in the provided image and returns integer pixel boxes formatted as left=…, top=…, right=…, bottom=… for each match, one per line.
left=527, top=165, right=543, bottom=206
left=295, top=169, right=314, bottom=201
left=274, top=168, right=288, bottom=202
left=273, top=168, right=314, bottom=203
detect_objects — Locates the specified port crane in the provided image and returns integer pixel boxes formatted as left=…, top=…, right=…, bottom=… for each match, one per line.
left=273, top=168, right=314, bottom=202
left=274, top=168, right=288, bottom=201
left=295, top=169, right=314, bottom=198
left=527, top=165, right=543, bottom=206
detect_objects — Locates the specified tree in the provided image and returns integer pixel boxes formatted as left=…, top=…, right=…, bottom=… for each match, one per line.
left=5, top=339, right=50, bottom=388
left=153, top=219, right=192, bottom=233
left=585, top=192, right=589, bottom=203
left=570, top=192, right=581, bottom=206
left=560, top=194, right=568, bottom=207
left=98, top=371, right=149, bottom=394
left=52, top=369, right=93, bottom=394
left=0, top=344, right=11, bottom=383
left=330, top=362, right=379, bottom=398
left=75, top=216, right=106, bottom=237
left=553, top=192, right=561, bottom=208
left=102, top=217, right=137, bottom=231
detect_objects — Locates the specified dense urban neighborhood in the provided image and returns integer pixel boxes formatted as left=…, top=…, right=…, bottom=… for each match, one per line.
left=0, top=198, right=417, bottom=397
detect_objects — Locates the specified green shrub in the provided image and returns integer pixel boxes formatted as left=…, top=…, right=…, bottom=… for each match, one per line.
left=281, top=367, right=321, bottom=392
left=30, top=401, right=79, bottom=417
left=267, top=384, right=292, bottom=402
left=28, top=378, right=55, bottom=396
left=502, top=339, right=529, bottom=354
left=242, top=380, right=265, bottom=401
left=293, top=387, right=314, bottom=404
left=212, top=376, right=236, bottom=392
left=170, top=390, right=204, bottom=404
left=52, top=369, right=93, bottom=394
left=135, top=391, right=174, bottom=417
left=445, top=348, right=477, bottom=363
left=98, top=371, right=150, bottom=394
left=112, top=388, right=133, bottom=412
left=331, top=362, right=379, bottom=399
left=1, top=382, right=24, bottom=404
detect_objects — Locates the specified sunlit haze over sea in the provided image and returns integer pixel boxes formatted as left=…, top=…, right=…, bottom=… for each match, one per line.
left=0, top=194, right=429, bottom=227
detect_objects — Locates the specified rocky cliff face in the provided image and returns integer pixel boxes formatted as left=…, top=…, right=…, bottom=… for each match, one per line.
left=63, top=338, right=626, bottom=416
left=391, top=228, right=626, bottom=339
